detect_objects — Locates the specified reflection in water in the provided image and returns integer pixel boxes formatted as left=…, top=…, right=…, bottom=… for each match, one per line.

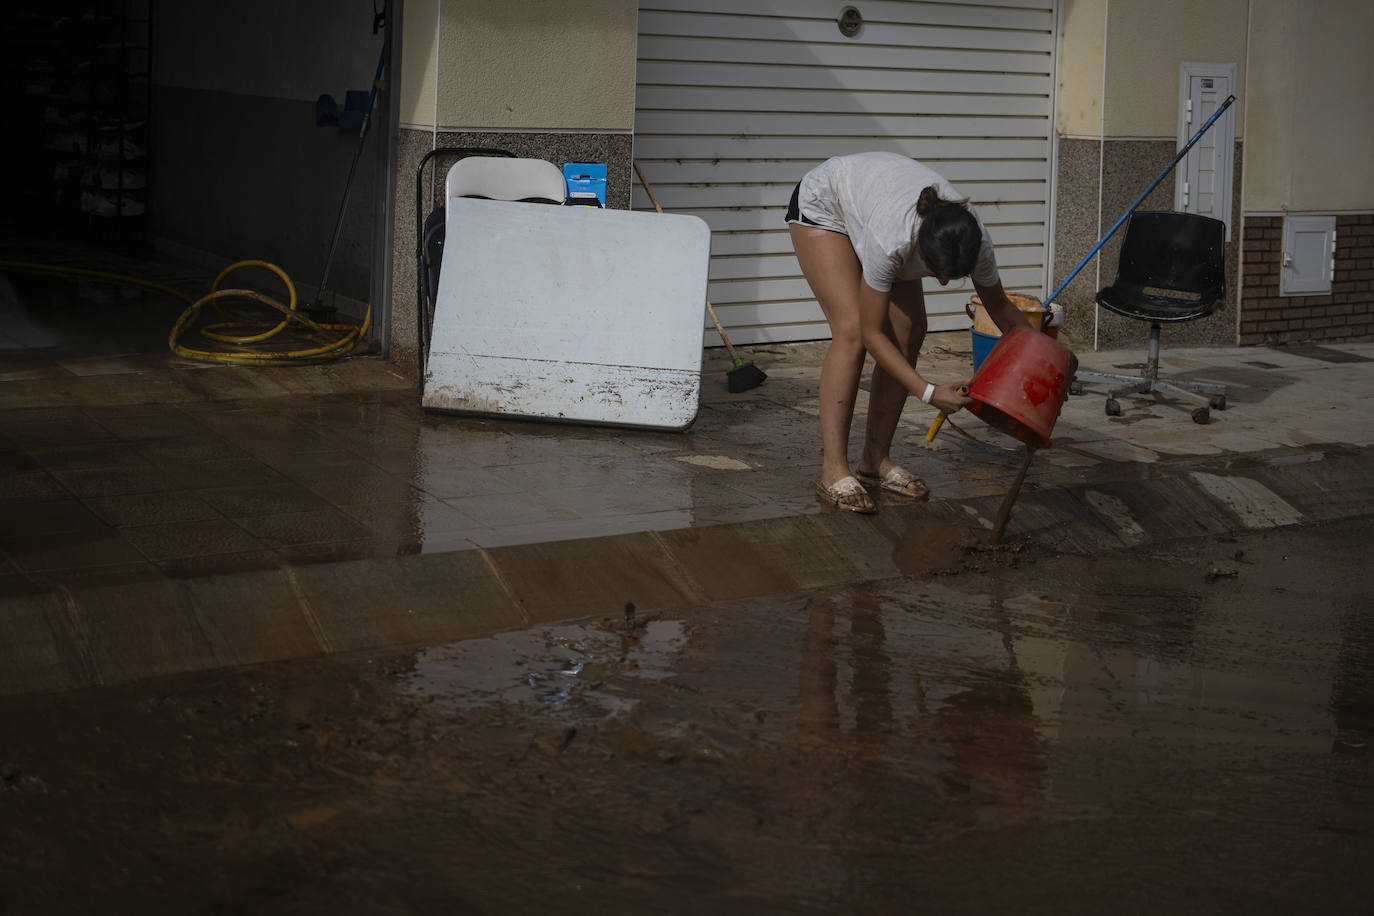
left=1330, top=601, right=1374, bottom=754
left=0, top=271, right=185, bottom=354
left=406, top=619, right=690, bottom=710
left=799, top=586, right=893, bottom=740
left=798, top=588, right=841, bottom=739
left=0, top=275, right=62, bottom=349
left=411, top=420, right=694, bottom=551
left=797, top=583, right=1043, bottom=814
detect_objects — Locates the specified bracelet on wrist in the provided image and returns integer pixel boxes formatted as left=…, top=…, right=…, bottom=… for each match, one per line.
left=921, top=382, right=936, bottom=405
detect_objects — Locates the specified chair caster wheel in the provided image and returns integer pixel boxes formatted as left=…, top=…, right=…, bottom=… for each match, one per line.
left=1192, top=407, right=1210, bottom=424
left=1105, top=399, right=1122, bottom=417
left=1069, top=381, right=1084, bottom=396
left=1210, top=395, right=1227, bottom=410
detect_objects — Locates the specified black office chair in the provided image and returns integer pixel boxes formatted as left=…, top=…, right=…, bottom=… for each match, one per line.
left=1075, top=210, right=1229, bottom=424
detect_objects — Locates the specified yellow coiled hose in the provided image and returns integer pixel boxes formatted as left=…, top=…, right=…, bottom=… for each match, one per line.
left=0, top=258, right=370, bottom=366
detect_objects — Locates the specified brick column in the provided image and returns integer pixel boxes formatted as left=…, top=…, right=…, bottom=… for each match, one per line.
left=1240, top=214, right=1374, bottom=345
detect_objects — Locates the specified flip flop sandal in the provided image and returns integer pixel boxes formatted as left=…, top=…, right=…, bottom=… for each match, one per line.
left=855, top=465, right=930, bottom=501
left=815, top=475, right=877, bottom=514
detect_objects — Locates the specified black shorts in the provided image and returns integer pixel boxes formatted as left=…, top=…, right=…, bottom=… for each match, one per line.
left=784, top=182, right=824, bottom=227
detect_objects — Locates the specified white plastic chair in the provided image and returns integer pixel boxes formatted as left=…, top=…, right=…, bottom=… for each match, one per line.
left=445, top=157, right=567, bottom=205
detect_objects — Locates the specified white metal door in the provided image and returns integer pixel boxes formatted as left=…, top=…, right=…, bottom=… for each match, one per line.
left=634, top=0, right=1059, bottom=344
left=1176, top=64, right=1236, bottom=240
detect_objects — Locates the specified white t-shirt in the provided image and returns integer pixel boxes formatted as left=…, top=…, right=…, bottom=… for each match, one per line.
left=794, top=152, right=999, bottom=293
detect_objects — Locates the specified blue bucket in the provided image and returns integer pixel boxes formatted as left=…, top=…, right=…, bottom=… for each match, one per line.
left=971, top=328, right=1000, bottom=373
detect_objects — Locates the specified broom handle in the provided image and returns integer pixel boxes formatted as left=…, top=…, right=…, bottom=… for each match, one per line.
left=1046, top=94, right=1235, bottom=306
left=632, top=160, right=744, bottom=364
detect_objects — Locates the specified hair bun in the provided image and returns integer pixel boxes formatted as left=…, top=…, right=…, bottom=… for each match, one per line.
left=915, top=184, right=944, bottom=218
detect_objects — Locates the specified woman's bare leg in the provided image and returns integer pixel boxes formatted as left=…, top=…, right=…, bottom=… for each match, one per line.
left=789, top=223, right=870, bottom=502
left=859, top=280, right=927, bottom=482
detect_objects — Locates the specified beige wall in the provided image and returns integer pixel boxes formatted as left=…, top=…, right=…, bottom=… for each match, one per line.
left=1242, top=0, right=1374, bottom=212
left=1058, top=0, right=1106, bottom=138
left=1060, top=0, right=1374, bottom=211
left=399, top=0, right=638, bottom=132
left=1060, top=0, right=1248, bottom=139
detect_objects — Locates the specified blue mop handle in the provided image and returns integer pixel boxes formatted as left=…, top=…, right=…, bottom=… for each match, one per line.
left=313, top=41, right=390, bottom=304
left=358, top=43, right=388, bottom=140
left=1045, top=94, right=1236, bottom=305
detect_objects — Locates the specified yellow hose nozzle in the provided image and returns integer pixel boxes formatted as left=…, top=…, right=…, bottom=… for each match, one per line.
left=924, top=386, right=970, bottom=443
left=925, top=413, right=949, bottom=442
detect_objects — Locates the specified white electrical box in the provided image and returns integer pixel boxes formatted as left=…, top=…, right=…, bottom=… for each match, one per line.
left=1281, top=214, right=1336, bottom=297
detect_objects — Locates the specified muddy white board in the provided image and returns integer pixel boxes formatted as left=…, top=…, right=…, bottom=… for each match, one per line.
left=422, top=197, right=711, bottom=429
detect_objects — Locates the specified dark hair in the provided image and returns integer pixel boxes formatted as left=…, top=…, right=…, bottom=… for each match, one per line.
left=914, top=184, right=981, bottom=280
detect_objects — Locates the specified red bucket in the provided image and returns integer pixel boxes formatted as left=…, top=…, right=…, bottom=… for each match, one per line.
left=967, top=327, right=1074, bottom=447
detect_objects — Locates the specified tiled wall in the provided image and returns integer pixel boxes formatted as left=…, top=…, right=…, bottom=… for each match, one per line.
left=388, top=128, right=632, bottom=376
left=1239, top=215, right=1374, bottom=345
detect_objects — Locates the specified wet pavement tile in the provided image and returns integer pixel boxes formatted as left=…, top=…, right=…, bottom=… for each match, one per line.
left=0, top=469, right=65, bottom=500
left=545, top=480, right=694, bottom=519
left=404, top=528, right=487, bottom=554
left=130, top=435, right=253, bottom=466
left=686, top=494, right=820, bottom=528
left=0, top=563, right=33, bottom=595
left=335, top=442, right=424, bottom=477
left=479, top=454, right=675, bottom=492
left=711, top=465, right=833, bottom=502
left=277, top=537, right=422, bottom=566
left=272, top=447, right=405, bottom=481
left=45, top=463, right=205, bottom=498
left=173, top=366, right=296, bottom=402
left=0, top=408, right=117, bottom=447
left=232, top=435, right=354, bottom=464
left=443, top=487, right=580, bottom=529
left=0, top=447, right=41, bottom=470
left=297, top=471, right=426, bottom=509
left=337, top=496, right=470, bottom=540
left=0, top=363, right=67, bottom=382
left=232, top=507, right=381, bottom=548
left=56, top=355, right=146, bottom=377
left=6, top=528, right=150, bottom=572
left=81, top=405, right=197, bottom=439
left=119, top=517, right=269, bottom=562
left=0, top=494, right=107, bottom=535
left=193, top=481, right=336, bottom=518
left=189, top=457, right=300, bottom=489
left=154, top=549, right=294, bottom=579
left=26, top=441, right=154, bottom=470
left=28, top=559, right=167, bottom=592
left=411, top=427, right=538, bottom=469
left=405, top=463, right=512, bottom=502
left=82, top=491, right=223, bottom=528
left=469, top=509, right=696, bottom=548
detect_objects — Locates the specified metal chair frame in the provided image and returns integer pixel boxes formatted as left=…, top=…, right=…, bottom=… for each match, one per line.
left=413, top=146, right=515, bottom=390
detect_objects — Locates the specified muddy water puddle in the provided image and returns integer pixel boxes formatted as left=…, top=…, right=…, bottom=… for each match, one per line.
left=407, top=617, right=690, bottom=710
left=2, top=519, right=1372, bottom=913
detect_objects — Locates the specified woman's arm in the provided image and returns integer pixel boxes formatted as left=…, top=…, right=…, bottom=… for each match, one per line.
left=971, top=279, right=1034, bottom=334
left=975, top=278, right=1079, bottom=400
left=858, top=280, right=972, bottom=412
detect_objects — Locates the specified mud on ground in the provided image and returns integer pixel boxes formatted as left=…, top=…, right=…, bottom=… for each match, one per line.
left=3, top=519, right=1373, bottom=914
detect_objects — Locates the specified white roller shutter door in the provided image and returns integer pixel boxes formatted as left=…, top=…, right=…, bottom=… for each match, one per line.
left=633, top=0, right=1059, bottom=344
